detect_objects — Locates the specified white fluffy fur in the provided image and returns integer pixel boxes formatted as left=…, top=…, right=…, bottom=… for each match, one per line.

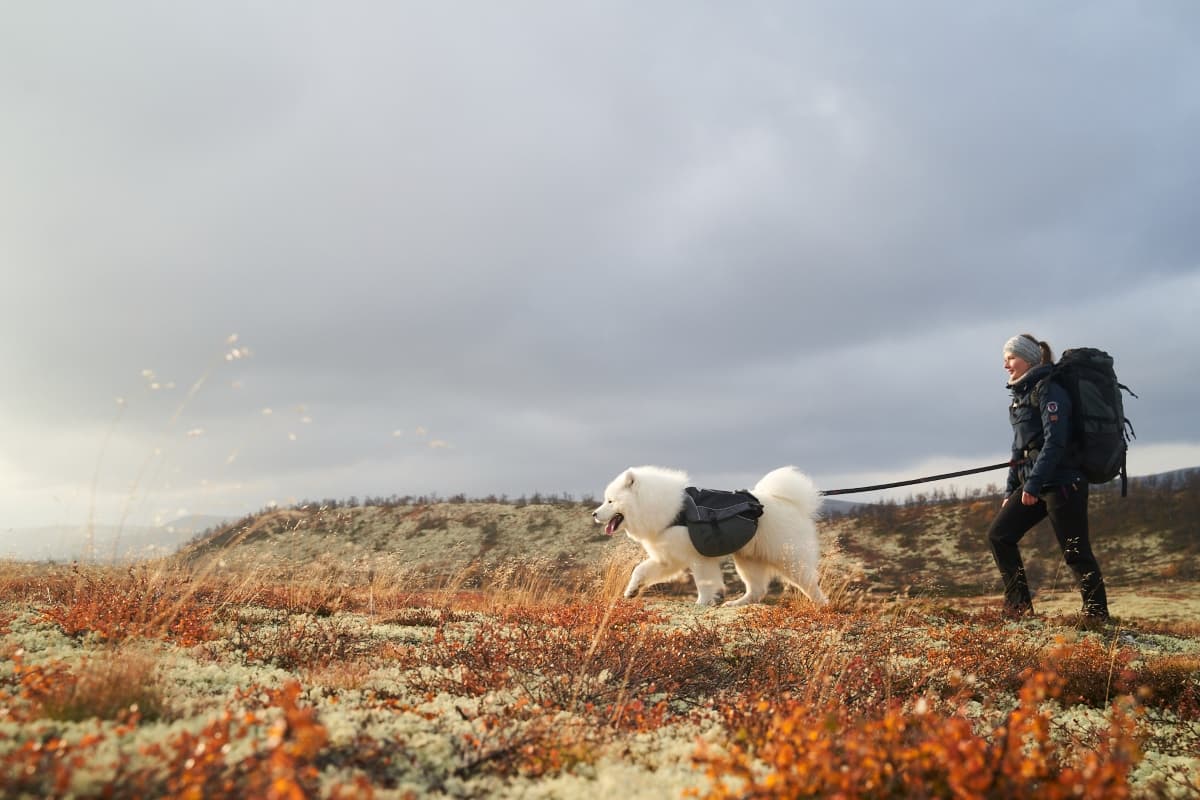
left=592, top=465, right=827, bottom=607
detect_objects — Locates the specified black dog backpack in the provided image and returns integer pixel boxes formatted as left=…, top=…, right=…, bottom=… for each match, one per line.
left=673, top=487, right=764, bottom=557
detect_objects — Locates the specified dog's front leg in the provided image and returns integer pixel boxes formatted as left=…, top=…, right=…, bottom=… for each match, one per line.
left=623, top=560, right=653, bottom=597
left=690, top=560, right=725, bottom=606
left=624, top=559, right=675, bottom=598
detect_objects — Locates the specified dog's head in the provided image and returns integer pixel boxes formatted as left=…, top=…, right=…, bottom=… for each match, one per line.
left=592, top=468, right=637, bottom=536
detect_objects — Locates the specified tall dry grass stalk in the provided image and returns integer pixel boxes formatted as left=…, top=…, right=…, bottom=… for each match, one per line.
left=358, top=551, right=640, bottom=615
left=817, top=545, right=869, bottom=612
left=594, top=547, right=643, bottom=601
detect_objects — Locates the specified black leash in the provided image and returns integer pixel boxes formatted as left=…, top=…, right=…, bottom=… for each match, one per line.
left=820, top=460, right=1017, bottom=497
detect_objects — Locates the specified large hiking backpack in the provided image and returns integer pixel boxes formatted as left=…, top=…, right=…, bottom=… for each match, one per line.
left=673, top=487, right=764, bottom=557
left=1034, top=347, right=1137, bottom=494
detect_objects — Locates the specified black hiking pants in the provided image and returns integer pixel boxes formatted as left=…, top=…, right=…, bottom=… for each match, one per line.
left=986, top=481, right=1108, bottom=617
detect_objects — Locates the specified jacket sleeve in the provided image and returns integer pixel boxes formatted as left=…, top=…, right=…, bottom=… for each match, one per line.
left=1022, top=381, right=1073, bottom=496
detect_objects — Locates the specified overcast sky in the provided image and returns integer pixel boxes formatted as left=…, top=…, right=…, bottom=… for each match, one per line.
left=2, top=2, right=1199, bottom=532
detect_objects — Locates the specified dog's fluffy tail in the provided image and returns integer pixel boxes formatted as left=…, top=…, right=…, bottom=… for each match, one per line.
left=754, top=466, right=823, bottom=519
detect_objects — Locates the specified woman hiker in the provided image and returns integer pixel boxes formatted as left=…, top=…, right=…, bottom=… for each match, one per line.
left=986, top=333, right=1110, bottom=621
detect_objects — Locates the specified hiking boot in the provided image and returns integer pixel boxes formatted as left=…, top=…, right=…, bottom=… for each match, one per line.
left=1002, top=602, right=1034, bottom=620
left=1080, top=577, right=1108, bottom=620
left=1077, top=616, right=1115, bottom=632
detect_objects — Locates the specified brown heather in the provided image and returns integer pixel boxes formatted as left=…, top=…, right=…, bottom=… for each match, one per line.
left=692, top=669, right=1141, bottom=800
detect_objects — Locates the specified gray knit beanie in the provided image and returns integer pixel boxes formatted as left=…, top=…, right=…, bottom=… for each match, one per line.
left=1003, top=334, right=1043, bottom=366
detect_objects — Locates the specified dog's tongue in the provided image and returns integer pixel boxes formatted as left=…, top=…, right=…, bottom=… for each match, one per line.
left=604, top=514, right=623, bottom=536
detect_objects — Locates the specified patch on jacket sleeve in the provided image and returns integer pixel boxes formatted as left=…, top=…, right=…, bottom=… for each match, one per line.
left=1046, top=401, right=1059, bottom=413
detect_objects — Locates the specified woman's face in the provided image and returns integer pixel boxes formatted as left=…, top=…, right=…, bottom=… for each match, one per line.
left=1004, top=352, right=1032, bottom=382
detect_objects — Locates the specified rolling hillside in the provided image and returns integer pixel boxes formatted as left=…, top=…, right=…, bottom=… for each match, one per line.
left=175, top=472, right=1200, bottom=618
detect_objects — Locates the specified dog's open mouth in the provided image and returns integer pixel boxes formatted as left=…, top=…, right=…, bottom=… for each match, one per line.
left=604, top=513, right=624, bottom=536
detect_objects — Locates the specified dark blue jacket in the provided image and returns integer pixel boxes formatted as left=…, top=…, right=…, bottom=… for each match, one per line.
left=1007, top=364, right=1085, bottom=496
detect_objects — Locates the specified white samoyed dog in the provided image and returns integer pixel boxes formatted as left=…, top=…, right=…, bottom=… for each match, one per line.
left=593, top=465, right=827, bottom=607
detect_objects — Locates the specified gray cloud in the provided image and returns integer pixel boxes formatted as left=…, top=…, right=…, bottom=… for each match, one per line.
left=2, top=3, right=1199, bottom=529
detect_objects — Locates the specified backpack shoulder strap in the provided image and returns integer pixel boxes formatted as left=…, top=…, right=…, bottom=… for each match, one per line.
left=1029, top=369, right=1059, bottom=407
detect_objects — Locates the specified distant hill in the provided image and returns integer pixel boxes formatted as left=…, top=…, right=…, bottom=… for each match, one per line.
left=821, top=497, right=860, bottom=516
left=9, top=467, right=1193, bottom=581
left=173, top=469, right=1199, bottom=603
left=0, top=515, right=232, bottom=563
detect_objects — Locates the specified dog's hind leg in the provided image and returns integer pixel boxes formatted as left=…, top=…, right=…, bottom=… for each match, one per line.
left=786, top=561, right=828, bottom=605
left=624, top=559, right=682, bottom=598
left=690, top=559, right=725, bottom=606
left=726, top=558, right=772, bottom=607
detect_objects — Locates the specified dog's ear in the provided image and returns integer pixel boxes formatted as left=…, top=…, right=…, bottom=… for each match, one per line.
left=623, top=469, right=636, bottom=489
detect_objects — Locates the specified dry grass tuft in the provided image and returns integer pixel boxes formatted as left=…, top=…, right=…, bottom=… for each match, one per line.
left=5, top=646, right=168, bottom=723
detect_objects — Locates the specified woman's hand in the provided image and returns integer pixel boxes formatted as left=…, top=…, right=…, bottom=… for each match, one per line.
left=1021, top=491, right=1039, bottom=506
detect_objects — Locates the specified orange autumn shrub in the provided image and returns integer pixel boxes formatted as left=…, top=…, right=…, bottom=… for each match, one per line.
left=395, top=604, right=739, bottom=718
left=134, top=682, right=327, bottom=799
left=39, top=566, right=215, bottom=645
left=1, top=730, right=117, bottom=798
left=1132, top=654, right=1200, bottom=718
left=1, top=665, right=353, bottom=799
left=695, top=669, right=1140, bottom=800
